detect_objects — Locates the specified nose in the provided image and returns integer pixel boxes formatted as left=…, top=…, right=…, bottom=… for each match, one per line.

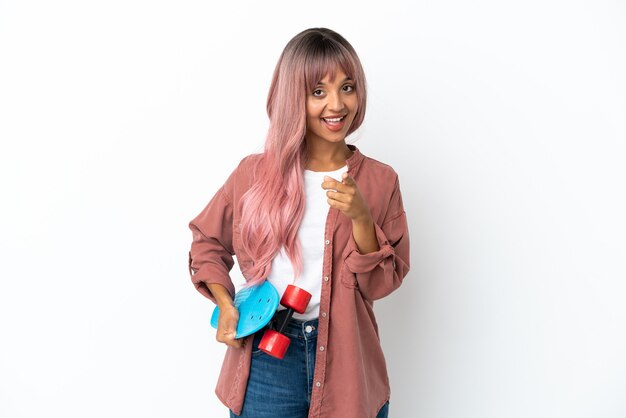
left=327, top=91, right=345, bottom=112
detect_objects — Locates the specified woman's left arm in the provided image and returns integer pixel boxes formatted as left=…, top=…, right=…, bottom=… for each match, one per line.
left=324, top=173, right=410, bottom=301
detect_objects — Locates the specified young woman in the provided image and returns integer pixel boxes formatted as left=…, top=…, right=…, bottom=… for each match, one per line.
left=188, top=27, right=410, bottom=418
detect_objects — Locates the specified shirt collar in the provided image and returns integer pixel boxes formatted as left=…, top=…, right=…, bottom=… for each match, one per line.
left=345, top=144, right=364, bottom=174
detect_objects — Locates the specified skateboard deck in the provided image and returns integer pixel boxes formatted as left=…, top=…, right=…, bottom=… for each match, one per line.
left=210, top=281, right=280, bottom=339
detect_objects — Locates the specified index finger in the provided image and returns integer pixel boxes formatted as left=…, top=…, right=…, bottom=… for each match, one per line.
left=322, top=175, right=349, bottom=192
left=340, top=172, right=356, bottom=185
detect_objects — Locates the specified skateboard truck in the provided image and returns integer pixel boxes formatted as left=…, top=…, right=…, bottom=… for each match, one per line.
left=258, top=284, right=311, bottom=359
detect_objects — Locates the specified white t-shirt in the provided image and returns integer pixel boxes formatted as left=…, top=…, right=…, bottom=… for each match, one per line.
left=267, top=165, right=348, bottom=320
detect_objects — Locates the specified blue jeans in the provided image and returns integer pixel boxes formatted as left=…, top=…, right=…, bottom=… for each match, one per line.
left=230, top=317, right=389, bottom=418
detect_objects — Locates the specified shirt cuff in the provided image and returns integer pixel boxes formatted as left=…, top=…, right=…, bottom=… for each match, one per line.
left=343, top=221, right=395, bottom=274
left=188, top=251, right=236, bottom=303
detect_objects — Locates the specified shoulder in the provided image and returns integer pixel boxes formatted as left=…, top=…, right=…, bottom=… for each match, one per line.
left=220, top=152, right=263, bottom=200
left=361, top=154, right=398, bottom=173
left=358, top=153, right=400, bottom=185
left=226, top=152, right=263, bottom=181
left=233, top=152, right=262, bottom=171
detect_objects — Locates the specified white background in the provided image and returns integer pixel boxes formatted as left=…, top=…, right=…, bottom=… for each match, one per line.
left=1, top=1, right=625, bottom=417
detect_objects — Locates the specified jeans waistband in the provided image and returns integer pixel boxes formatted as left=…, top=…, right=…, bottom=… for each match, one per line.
left=264, top=314, right=319, bottom=339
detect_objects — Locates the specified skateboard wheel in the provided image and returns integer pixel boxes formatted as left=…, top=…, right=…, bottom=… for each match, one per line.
left=258, top=329, right=291, bottom=359
left=280, top=285, right=312, bottom=314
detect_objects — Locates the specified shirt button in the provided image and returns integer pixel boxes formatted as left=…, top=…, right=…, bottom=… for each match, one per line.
left=325, top=239, right=330, bottom=245
left=322, top=312, right=327, bottom=317
left=319, top=346, right=325, bottom=352
left=305, top=325, right=313, bottom=333
left=323, top=276, right=329, bottom=282
left=316, top=382, right=321, bottom=387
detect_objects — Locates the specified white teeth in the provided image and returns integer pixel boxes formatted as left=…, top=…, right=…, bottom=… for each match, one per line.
left=323, top=116, right=344, bottom=123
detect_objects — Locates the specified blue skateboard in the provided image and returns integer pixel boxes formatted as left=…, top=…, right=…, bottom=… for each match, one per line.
left=210, top=281, right=280, bottom=339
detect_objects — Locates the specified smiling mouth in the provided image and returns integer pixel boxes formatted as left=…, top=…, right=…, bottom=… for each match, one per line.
left=320, top=114, right=349, bottom=133
left=322, top=115, right=346, bottom=123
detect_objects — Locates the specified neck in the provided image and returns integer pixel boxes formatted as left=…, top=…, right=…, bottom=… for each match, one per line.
left=304, top=140, right=352, bottom=171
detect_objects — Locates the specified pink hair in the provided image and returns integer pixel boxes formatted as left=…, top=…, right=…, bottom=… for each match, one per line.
left=240, top=28, right=367, bottom=286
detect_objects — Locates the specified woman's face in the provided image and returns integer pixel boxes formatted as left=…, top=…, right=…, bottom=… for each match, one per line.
left=305, top=68, right=358, bottom=146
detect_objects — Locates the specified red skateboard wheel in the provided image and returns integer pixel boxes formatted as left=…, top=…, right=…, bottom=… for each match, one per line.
left=258, top=329, right=291, bottom=359
left=280, top=285, right=312, bottom=314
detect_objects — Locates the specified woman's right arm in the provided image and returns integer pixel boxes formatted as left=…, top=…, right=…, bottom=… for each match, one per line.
left=188, top=180, right=241, bottom=348
left=188, top=186, right=237, bottom=301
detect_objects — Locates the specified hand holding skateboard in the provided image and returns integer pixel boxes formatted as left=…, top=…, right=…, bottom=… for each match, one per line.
left=211, top=281, right=280, bottom=339
left=211, top=282, right=312, bottom=360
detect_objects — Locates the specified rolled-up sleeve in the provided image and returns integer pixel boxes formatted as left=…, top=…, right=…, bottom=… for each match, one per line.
left=342, top=175, right=410, bottom=301
left=188, top=185, right=236, bottom=304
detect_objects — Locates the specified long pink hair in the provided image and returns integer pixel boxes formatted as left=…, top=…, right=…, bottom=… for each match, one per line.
left=240, top=28, right=367, bottom=286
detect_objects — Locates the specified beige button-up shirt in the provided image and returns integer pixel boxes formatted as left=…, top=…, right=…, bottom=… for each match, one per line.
left=188, top=144, right=410, bottom=418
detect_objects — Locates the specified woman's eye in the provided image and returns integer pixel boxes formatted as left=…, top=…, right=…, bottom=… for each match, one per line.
left=343, top=85, right=354, bottom=92
left=312, top=89, right=324, bottom=97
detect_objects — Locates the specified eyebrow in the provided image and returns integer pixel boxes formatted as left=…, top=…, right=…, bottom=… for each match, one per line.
left=316, top=77, right=352, bottom=86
